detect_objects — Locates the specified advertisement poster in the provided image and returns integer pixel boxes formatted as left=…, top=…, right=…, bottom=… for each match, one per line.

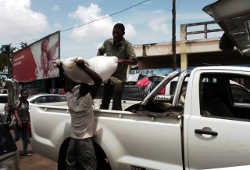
left=13, top=31, right=60, bottom=82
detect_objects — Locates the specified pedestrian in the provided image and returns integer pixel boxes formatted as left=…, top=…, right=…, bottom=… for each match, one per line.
left=14, top=89, right=32, bottom=156
left=57, top=59, right=102, bottom=170
left=97, top=23, right=137, bottom=110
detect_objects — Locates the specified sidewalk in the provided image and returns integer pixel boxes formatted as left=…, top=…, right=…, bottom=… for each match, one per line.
left=14, top=133, right=57, bottom=170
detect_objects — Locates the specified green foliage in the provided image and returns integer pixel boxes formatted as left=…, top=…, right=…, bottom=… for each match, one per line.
left=20, top=42, right=28, bottom=48
left=0, top=42, right=28, bottom=76
left=0, top=44, right=16, bottom=75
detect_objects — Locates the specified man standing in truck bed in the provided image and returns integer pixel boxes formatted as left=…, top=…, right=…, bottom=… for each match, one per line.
left=97, top=23, right=137, bottom=110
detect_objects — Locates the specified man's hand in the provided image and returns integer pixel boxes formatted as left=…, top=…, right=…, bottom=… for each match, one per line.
left=75, top=59, right=88, bottom=70
left=118, top=58, right=130, bottom=63
left=118, top=58, right=125, bottom=63
left=118, top=58, right=137, bottom=64
left=75, top=59, right=87, bottom=65
left=18, top=119, right=22, bottom=128
left=75, top=58, right=102, bottom=85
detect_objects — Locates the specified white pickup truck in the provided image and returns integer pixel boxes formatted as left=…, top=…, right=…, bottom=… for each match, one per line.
left=29, top=66, right=250, bottom=170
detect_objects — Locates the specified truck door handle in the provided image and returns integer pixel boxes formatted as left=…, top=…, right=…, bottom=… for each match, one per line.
left=195, top=128, right=218, bottom=136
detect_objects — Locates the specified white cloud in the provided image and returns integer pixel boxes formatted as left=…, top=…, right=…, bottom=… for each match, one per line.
left=148, top=17, right=168, bottom=35
left=0, top=0, right=48, bottom=44
left=52, top=4, right=60, bottom=11
left=53, top=23, right=63, bottom=30
left=68, top=3, right=136, bottom=41
left=150, top=10, right=211, bottom=21
left=177, top=12, right=211, bottom=21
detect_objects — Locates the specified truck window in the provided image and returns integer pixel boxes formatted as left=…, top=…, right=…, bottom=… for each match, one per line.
left=0, top=96, right=8, bottom=103
left=170, top=81, right=187, bottom=95
left=200, top=73, right=250, bottom=121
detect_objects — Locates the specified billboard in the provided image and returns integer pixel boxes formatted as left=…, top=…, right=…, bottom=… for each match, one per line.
left=13, top=31, right=60, bottom=82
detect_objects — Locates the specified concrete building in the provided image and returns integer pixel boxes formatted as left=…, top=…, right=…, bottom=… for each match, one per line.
left=133, top=21, right=250, bottom=70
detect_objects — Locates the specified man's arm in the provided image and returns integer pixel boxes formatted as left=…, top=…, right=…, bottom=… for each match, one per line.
left=76, top=60, right=102, bottom=98
left=118, top=41, right=137, bottom=65
left=118, top=58, right=137, bottom=65
left=97, top=42, right=106, bottom=56
left=56, top=61, right=76, bottom=92
left=15, top=109, right=22, bottom=127
left=75, top=60, right=102, bottom=85
left=97, top=50, right=104, bottom=56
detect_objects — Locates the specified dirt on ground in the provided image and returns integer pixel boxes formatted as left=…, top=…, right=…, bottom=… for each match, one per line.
left=16, top=136, right=57, bottom=170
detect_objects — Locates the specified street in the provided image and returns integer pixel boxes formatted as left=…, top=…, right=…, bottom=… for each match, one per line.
left=16, top=135, right=57, bottom=170
left=19, top=153, right=57, bottom=170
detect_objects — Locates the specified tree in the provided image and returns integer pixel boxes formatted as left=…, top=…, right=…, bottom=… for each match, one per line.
left=0, top=44, right=16, bottom=75
left=20, top=42, right=28, bottom=49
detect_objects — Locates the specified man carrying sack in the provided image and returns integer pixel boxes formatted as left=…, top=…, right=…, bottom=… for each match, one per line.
left=56, top=56, right=117, bottom=170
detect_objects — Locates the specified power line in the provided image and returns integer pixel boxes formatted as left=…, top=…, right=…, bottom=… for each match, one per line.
left=62, top=0, right=151, bottom=32
left=1, top=0, right=152, bottom=46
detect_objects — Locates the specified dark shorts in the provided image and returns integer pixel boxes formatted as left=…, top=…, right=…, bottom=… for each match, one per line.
left=66, top=137, right=97, bottom=170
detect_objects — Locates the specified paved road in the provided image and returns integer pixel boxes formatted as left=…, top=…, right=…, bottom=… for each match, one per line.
left=19, top=153, right=57, bottom=170
left=16, top=139, right=57, bottom=170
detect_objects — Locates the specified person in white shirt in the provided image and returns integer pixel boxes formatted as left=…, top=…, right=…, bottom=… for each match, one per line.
left=57, top=59, right=102, bottom=170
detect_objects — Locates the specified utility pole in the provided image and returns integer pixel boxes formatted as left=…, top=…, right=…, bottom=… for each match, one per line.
left=172, top=0, right=177, bottom=70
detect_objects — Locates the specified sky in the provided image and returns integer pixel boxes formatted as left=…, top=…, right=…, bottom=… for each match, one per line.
left=0, top=0, right=219, bottom=59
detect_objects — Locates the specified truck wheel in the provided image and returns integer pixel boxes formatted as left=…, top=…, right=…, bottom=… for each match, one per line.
left=58, top=139, right=111, bottom=170
left=58, top=139, right=70, bottom=170
left=94, top=142, right=112, bottom=170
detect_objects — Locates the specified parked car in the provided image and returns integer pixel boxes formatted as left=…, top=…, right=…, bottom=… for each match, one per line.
left=0, top=94, right=8, bottom=113
left=28, top=66, right=250, bottom=170
left=0, top=89, right=8, bottom=94
left=0, top=94, right=8, bottom=121
left=0, top=117, right=19, bottom=170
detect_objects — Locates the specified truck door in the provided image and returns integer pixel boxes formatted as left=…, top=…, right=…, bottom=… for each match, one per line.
left=29, top=104, right=70, bottom=160
left=185, top=70, right=250, bottom=170
left=96, top=71, right=184, bottom=170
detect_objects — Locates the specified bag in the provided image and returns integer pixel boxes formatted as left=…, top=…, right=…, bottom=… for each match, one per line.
left=61, top=56, right=118, bottom=84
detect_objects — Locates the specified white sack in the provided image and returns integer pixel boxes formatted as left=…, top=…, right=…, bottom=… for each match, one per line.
left=61, top=56, right=118, bottom=84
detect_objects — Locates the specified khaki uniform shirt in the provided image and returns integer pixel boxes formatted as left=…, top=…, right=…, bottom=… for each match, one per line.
left=98, top=38, right=136, bottom=81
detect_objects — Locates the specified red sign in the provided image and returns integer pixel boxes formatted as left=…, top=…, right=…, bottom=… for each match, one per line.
left=13, top=31, right=60, bottom=82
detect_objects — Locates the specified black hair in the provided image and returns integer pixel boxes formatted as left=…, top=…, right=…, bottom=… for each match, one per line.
left=20, top=88, right=28, bottom=96
left=79, top=83, right=91, bottom=97
left=114, top=23, right=125, bottom=33
left=19, top=88, right=29, bottom=104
